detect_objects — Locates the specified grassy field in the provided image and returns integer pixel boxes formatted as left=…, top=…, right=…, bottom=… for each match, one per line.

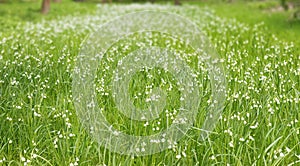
left=0, top=1, right=299, bottom=165
left=195, top=1, right=300, bottom=45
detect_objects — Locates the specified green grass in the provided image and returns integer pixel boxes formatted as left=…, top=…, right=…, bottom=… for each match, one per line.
left=0, top=1, right=299, bottom=165
left=193, top=1, right=300, bottom=45
left=0, top=1, right=97, bottom=26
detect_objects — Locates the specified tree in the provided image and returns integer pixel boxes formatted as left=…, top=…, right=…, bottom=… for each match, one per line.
left=280, top=0, right=300, bottom=20
left=102, top=0, right=112, bottom=3
left=174, top=0, right=181, bottom=6
left=280, top=0, right=289, bottom=11
left=53, top=0, right=61, bottom=2
left=41, top=0, right=51, bottom=14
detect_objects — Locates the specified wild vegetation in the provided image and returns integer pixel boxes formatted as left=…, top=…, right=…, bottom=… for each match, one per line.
left=0, top=1, right=299, bottom=165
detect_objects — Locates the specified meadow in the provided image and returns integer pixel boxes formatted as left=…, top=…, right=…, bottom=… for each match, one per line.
left=0, top=1, right=299, bottom=165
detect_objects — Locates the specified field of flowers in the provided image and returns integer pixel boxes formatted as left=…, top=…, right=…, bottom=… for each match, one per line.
left=0, top=3, right=299, bottom=165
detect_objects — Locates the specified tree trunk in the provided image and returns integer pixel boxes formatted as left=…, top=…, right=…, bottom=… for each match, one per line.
left=102, top=0, right=112, bottom=3
left=280, top=0, right=289, bottom=11
left=150, top=0, right=155, bottom=3
left=41, top=0, right=51, bottom=14
left=174, top=0, right=181, bottom=6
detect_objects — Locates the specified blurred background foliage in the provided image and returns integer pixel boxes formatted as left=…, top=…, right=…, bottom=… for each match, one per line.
left=0, top=0, right=299, bottom=42
left=0, top=0, right=298, bottom=20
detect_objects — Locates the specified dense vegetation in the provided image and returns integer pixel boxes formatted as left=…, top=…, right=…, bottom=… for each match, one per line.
left=0, top=1, right=299, bottom=165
